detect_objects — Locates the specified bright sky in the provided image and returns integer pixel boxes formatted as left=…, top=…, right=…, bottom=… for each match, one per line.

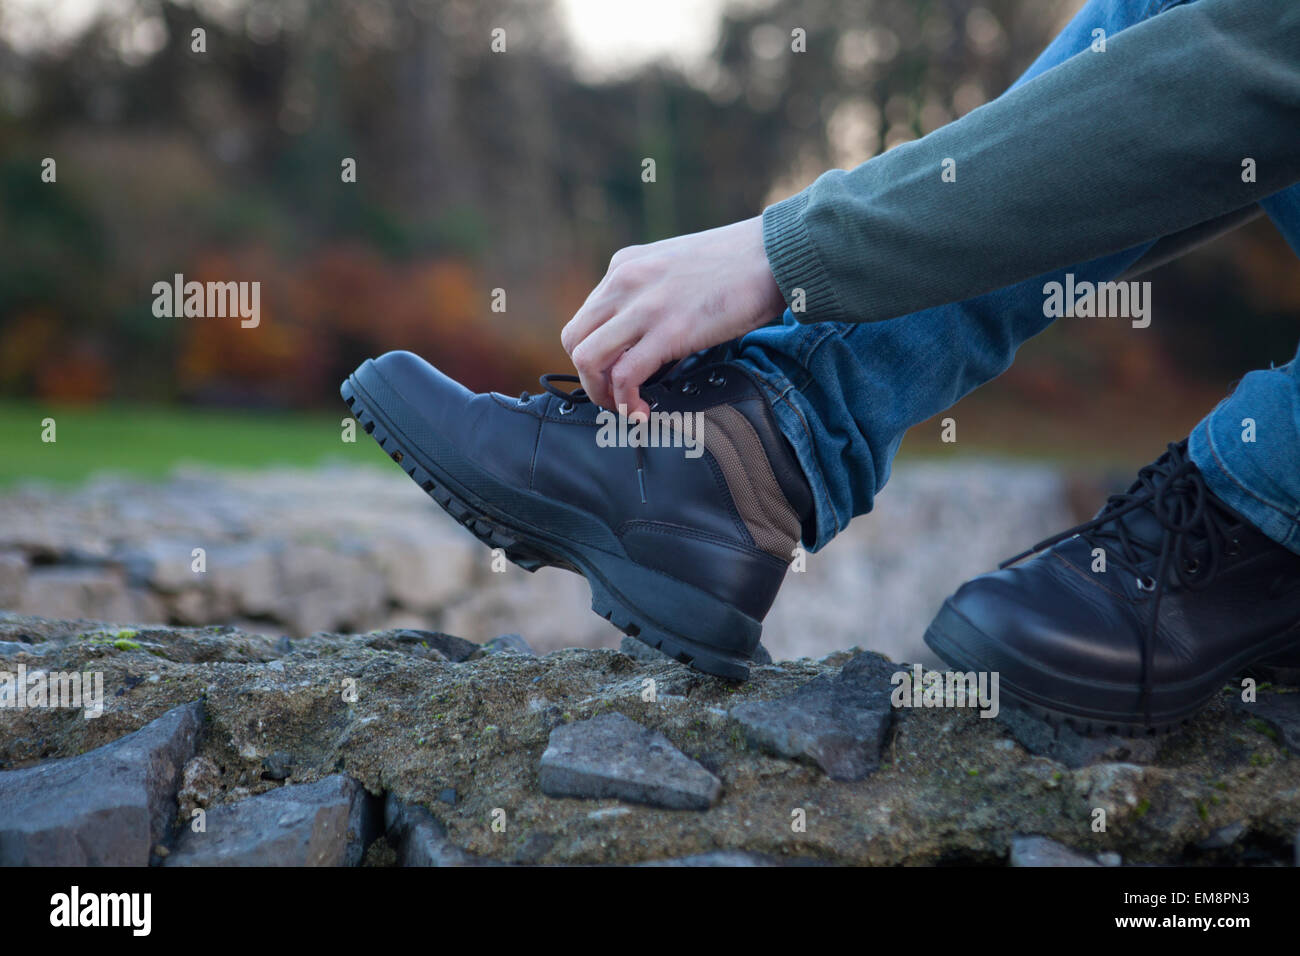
left=557, top=0, right=729, bottom=79
left=2, top=0, right=735, bottom=79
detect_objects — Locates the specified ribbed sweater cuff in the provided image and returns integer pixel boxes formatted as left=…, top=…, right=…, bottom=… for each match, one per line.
left=761, top=190, right=846, bottom=325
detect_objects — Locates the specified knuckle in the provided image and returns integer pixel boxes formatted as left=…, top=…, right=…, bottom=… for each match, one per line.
left=609, top=244, right=639, bottom=268
left=570, top=342, right=594, bottom=372
left=609, top=259, right=649, bottom=288
left=605, top=264, right=629, bottom=289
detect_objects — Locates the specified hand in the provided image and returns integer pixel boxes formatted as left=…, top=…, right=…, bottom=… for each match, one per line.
left=561, top=215, right=787, bottom=419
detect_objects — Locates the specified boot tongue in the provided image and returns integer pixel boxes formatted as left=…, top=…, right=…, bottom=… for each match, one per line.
left=655, top=342, right=741, bottom=385
left=1088, top=449, right=1183, bottom=563
left=1100, top=495, right=1167, bottom=561
left=1093, top=447, right=1220, bottom=564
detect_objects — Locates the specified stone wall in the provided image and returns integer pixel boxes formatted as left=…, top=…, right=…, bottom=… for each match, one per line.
left=1, top=613, right=1296, bottom=866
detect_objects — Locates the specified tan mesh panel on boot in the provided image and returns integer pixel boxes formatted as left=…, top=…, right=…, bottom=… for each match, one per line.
left=700, top=404, right=800, bottom=561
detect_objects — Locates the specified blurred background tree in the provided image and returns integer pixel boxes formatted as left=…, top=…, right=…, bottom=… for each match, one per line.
left=0, top=0, right=1296, bottom=465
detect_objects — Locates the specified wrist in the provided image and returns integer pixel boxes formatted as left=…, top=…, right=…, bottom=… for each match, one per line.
left=743, top=214, right=786, bottom=317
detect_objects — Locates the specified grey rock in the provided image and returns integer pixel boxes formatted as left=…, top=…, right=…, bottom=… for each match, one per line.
left=482, top=633, right=535, bottom=657
left=1232, top=691, right=1300, bottom=755
left=640, top=851, right=778, bottom=867
left=0, top=613, right=83, bottom=643
left=0, top=701, right=203, bottom=865
left=515, top=831, right=555, bottom=863
left=383, top=793, right=473, bottom=867
left=367, top=629, right=478, bottom=662
left=1009, top=835, right=1101, bottom=867
left=620, top=635, right=771, bottom=666
left=438, top=788, right=457, bottom=806
left=998, top=706, right=1161, bottom=769
left=364, top=633, right=445, bottom=660
left=0, top=640, right=45, bottom=657
left=618, top=635, right=666, bottom=664
left=261, top=751, right=295, bottom=781
left=165, top=775, right=380, bottom=867
left=1097, top=851, right=1123, bottom=867
left=729, top=651, right=894, bottom=781
left=539, top=713, right=721, bottom=810
left=1197, top=820, right=1248, bottom=851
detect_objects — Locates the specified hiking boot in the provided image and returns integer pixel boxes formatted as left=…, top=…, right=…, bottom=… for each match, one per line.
left=924, top=440, right=1300, bottom=733
left=341, top=349, right=811, bottom=680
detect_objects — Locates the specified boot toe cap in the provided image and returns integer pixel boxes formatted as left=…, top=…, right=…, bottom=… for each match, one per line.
left=941, top=557, right=1140, bottom=686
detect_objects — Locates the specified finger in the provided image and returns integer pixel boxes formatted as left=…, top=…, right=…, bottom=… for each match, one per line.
left=609, top=341, right=665, bottom=421
left=577, top=367, right=612, bottom=413
left=561, top=285, right=617, bottom=358
left=560, top=250, right=644, bottom=355
left=570, top=310, right=646, bottom=408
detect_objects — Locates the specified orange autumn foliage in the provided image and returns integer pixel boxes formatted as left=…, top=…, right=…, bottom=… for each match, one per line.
left=174, top=244, right=579, bottom=405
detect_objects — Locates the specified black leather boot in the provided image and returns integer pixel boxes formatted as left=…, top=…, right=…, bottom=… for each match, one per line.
left=925, top=440, right=1300, bottom=733
left=342, top=349, right=812, bottom=679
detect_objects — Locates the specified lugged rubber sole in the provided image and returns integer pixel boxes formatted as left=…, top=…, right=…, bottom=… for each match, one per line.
left=924, top=599, right=1300, bottom=736
left=341, top=360, right=761, bottom=680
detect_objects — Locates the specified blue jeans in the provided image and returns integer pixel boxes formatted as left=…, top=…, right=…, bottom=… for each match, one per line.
left=735, top=0, right=1300, bottom=554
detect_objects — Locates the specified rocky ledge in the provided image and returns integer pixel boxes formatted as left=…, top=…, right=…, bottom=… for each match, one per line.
left=1, top=612, right=1297, bottom=866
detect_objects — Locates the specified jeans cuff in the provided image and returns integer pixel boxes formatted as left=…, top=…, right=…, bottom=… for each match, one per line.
left=1189, top=417, right=1300, bottom=556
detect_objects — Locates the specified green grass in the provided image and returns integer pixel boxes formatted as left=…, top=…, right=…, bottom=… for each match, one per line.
left=0, top=401, right=384, bottom=485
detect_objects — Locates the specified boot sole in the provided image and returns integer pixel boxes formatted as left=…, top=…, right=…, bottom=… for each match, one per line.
left=341, top=359, right=761, bottom=680
left=924, top=599, right=1300, bottom=736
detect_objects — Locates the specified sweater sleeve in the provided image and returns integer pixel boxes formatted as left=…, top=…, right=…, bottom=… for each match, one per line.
left=762, top=0, right=1300, bottom=324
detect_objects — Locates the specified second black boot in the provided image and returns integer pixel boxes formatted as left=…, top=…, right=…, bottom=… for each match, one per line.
left=342, top=349, right=812, bottom=680
left=925, top=440, right=1300, bottom=733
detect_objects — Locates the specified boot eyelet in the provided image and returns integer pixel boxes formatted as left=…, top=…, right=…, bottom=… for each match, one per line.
left=1136, top=575, right=1157, bottom=591
left=1226, top=538, right=1241, bottom=557
left=559, top=401, right=575, bottom=415
left=1184, top=558, right=1200, bottom=574
left=707, top=371, right=727, bottom=387
left=680, top=381, right=699, bottom=395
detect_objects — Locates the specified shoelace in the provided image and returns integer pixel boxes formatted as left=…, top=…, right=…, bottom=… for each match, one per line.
left=516, top=345, right=739, bottom=505
left=1000, top=441, right=1238, bottom=722
left=517, top=372, right=655, bottom=502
